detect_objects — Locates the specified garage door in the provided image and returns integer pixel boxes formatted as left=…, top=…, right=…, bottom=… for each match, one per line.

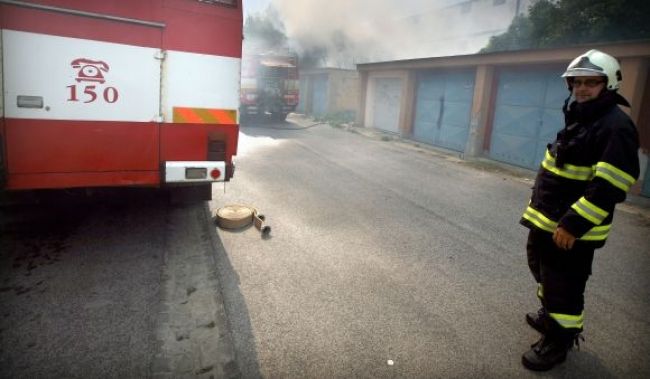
left=412, top=70, right=475, bottom=152
left=489, top=68, right=567, bottom=170
left=372, top=78, right=402, bottom=133
left=297, top=78, right=308, bottom=113
left=311, top=74, right=328, bottom=117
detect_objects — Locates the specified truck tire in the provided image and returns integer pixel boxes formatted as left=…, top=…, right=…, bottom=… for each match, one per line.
left=272, top=112, right=288, bottom=121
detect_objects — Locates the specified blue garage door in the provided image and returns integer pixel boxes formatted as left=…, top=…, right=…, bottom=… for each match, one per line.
left=372, top=78, right=402, bottom=133
left=412, top=70, right=475, bottom=152
left=297, top=78, right=308, bottom=113
left=311, top=74, right=328, bottom=117
left=489, top=68, right=567, bottom=170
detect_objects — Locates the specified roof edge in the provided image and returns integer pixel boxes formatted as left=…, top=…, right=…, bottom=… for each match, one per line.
left=356, top=39, right=650, bottom=71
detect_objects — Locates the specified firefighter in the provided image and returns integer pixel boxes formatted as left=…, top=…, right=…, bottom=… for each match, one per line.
left=520, top=49, right=640, bottom=371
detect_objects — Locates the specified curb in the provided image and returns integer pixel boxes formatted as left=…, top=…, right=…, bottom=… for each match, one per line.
left=152, top=203, right=240, bottom=379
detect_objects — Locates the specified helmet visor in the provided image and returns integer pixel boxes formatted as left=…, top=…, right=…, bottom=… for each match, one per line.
left=561, top=68, right=607, bottom=78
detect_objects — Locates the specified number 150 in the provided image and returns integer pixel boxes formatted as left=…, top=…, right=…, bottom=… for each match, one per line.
left=67, top=85, right=119, bottom=103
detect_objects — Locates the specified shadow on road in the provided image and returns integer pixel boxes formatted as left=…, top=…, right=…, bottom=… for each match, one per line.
left=0, top=188, right=168, bottom=378
left=205, top=205, right=263, bottom=379
left=0, top=187, right=169, bottom=260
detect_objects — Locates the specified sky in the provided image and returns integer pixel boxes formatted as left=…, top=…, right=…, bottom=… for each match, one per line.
left=244, top=0, right=464, bottom=18
left=243, top=0, right=272, bottom=17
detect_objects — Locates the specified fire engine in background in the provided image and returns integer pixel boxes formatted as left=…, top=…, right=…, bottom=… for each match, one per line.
left=0, top=0, right=242, bottom=200
left=240, top=50, right=299, bottom=121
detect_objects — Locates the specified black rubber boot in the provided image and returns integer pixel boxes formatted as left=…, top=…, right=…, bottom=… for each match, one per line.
left=522, top=319, right=581, bottom=371
left=526, top=307, right=548, bottom=334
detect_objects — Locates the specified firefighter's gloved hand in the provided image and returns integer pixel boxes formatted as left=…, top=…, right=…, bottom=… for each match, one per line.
left=553, top=227, right=576, bottom=250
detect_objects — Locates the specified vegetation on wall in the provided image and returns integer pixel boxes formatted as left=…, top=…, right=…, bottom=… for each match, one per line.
left=481, top=0, right=650, bottom=53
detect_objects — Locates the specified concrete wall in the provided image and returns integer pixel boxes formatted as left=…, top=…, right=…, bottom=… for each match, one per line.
left=328, top=70, right=359, bottom=115
left=299, top=68, right=359, bottom=119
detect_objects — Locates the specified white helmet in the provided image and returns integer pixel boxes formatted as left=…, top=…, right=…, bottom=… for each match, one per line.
left=561, top=49, right=622, bottom=90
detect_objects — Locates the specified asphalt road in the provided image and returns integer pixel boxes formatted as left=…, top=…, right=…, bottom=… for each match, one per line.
left=0, top=190, right=164, bottom=378
left=0, top=190, right=236, bottom=378
left=1, top=114, right=648, bottom=378
left=212, top=115, right=650, bottom=378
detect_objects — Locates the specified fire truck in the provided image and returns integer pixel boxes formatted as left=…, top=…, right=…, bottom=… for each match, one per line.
left=0, top=0, right=242, bottom=200
left=240, top=50, right=299, bottom=120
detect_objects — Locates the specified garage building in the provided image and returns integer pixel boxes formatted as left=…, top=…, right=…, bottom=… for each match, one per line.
left=356, top=41, right=650, bottom=197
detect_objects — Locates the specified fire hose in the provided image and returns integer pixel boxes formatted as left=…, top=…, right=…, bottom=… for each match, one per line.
left=215, top=204, right=271, bottom=237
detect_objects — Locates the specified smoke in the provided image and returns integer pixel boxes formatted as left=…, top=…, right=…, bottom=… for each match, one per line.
left=243, top=6, right=290, bottom=55
left=254, top=0, right=530, bottom=69
left=273, top=0, right=407, bottom=68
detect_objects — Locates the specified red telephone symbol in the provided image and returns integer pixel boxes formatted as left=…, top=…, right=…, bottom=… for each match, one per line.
left=71, top=58, right=110, bottom=84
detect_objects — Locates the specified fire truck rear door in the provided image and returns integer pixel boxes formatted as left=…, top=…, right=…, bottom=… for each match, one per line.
left=2, top=6, right=163, bottom=189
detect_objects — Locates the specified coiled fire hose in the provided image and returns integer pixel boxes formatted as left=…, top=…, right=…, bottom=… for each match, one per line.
left=215, top=204, right=271, bottom=237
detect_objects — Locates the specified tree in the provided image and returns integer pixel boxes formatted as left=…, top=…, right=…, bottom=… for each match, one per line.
left=481, top=0, right=650, bottom=53
left=243, top=13, right=288, bottom=51
left=243, top=10, right=325, bottom=69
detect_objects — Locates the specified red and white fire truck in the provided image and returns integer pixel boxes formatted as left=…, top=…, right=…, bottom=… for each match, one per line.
left=240, top=49, right=299, bottom=120
left=0, top=0, right=242, bottom=200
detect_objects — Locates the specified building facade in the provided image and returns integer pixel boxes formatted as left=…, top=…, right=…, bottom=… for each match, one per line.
left=356, top=41, right=650, bottom=197
left=297, top=68, right=359, bottom=121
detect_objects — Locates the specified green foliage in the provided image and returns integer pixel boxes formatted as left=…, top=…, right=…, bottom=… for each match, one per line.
left=480, top=15, right=533, bottom=52
left=481, top=0, right=650, bottom=53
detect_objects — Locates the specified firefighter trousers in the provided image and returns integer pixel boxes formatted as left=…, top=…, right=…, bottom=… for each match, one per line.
left=526, top=229, right=595, bottom=330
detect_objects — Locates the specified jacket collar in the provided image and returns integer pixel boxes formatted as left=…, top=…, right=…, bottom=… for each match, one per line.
left=563, top=91, right=630, bottom=125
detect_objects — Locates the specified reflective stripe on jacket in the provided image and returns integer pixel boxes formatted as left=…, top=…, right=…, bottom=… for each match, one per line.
left=520, top=98, right=640, bottom=247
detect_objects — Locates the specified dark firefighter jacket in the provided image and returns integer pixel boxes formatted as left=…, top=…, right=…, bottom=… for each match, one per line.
left=520, top=91, right=640, bottom=248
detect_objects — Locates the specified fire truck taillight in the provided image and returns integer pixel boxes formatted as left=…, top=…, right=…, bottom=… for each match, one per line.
left=284, top=94, right=298, bottom=105
left=210, top=168, right=222, bottom=180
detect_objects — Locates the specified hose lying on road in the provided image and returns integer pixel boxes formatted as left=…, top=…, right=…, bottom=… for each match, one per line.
left=215, top=204, right=271, bottom=237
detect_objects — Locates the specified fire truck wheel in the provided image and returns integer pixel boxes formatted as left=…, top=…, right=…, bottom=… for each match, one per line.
left=272, top=113, right=288, bottom=121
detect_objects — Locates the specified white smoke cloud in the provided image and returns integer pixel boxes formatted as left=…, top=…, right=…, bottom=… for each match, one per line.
left=267, top=0, right=530, bottom=68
